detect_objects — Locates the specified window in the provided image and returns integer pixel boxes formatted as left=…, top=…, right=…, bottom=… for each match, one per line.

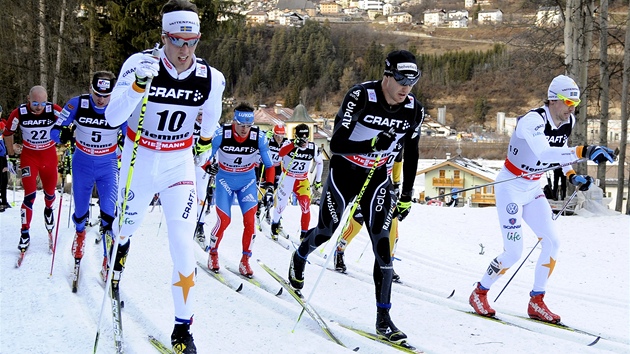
left=439, top=170, right=445, bottom=178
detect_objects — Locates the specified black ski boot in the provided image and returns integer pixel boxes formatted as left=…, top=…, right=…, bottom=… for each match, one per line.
left=18, top=230, right=30, bottom=251
left=270, top=222, right=281, bottom=240
left=288, top=251, right=306, bottom=295
left=44, top=207, right=55, bottom=233
left=392, top=268, right=401, bottom=283
left=171, top=323, right=197, bottom=354
left=376, top=307, right=407, bottom=344
left=194, top=223, right=205, bottom=242
left=335, top=251, right=347, bottom=273
left=110, top=240, right=130, bottom=284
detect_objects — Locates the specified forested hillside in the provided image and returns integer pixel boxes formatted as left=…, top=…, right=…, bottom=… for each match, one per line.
left=0, top=0, right=626, bottom=131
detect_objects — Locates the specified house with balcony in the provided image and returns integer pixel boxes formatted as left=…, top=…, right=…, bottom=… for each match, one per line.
left=320, top=1, right=342, bottom=14
left=423, top=9, right=446, bottom=26
left=417, top=156, right=498, bottom=207
left=388, top=12, right=412, bottom=24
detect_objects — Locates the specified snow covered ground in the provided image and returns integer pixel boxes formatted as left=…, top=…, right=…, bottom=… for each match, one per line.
left=1, top=188, right=628, bottom=354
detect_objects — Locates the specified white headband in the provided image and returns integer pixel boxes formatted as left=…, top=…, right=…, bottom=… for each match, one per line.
left=162, top=11, right=200, bottom=34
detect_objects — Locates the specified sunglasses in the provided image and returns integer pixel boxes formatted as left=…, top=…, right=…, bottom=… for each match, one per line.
left=235, top=122, right=253, bottom=128
left=554, top=92, right=581, bottom=107
left=92, top=91, right=111, bottom=98
left=30, top=101, right=45, bottom=107
left=389, top=69, right=420, bottom=87
left=164, top=32, right=201, bottom=48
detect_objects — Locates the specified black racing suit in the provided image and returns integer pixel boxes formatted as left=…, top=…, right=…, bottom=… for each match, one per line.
left=297, top=80, right=424, bottom=309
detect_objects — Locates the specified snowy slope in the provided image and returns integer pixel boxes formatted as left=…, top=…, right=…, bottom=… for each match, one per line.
left=1, top=189, right=628, bottom=354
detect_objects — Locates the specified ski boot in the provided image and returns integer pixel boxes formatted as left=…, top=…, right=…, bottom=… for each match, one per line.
left=208, top=248, right=220, bottom=273
left=288, top=250, right=306, bottom=296
left=334, top=251, right=347, bottom=273
left=528, top=292, right=561, bottom=323
left=18, top=230, right=30, bottom=252
left=44, top=207, right=54, bottom=252
left=239, top=252, right=254, bottom=278
left=171, top=323, right=196, bottom=354
left=376, top=307, right=407, bottom=344
left=194, top=223, right=206, bottom=249
left=72, top=230, right=86, bottom=259
left=392, top=268, right=401, bottom=283
left=270, top=222, right=281, bottom=241
left=469, top=282, right=495, bottom=317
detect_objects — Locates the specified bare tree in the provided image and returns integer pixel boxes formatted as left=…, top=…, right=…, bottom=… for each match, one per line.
left=597, top=0, right=609, bottom=193
left=565, top=0, right=595, bottom=176
left=618, top=4, right=630, bottom=214
left=52, top=0, right=67, bottom=103
left=39, top=0, right=47, bottom=87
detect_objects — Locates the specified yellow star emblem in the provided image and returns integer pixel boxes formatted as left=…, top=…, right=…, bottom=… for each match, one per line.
left=542, top=257, right=557, bottom=277
left=173, top=271, right=195, bottom=303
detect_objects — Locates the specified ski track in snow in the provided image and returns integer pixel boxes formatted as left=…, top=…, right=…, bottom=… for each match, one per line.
left=1, top=189, right=628, bottom=353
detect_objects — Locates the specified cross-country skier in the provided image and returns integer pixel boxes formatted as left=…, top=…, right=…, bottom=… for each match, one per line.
left=288, top=50, right=425, bottom=344
left=334, top=154, right=403, bottom=282
left=104, top=1, right=225, bottom=352
left=3, top=86, right=62, bottom=255
left=192, top=108, right=219, bottom=248
left=51, top=71, right=125, bottom=275
left=269, top=123, right=323, bottom=240
left=256, top=124, right=287, bottom=223
left=206, top=102, right=273, bottom=277
left=468, top=75, right=616, bottom=323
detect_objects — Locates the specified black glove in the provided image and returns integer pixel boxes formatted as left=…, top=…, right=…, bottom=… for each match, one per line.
left=264, top=186, right=274, bottom=207
left=393, top=192, right=412, bottom=221
left=584, top=145, right=615, bottom=164
left=204, top=163, right=219, bottom=176
left=392, top=183, right=401, bottom=197
left=569, top=174, right=593, bottom=191
left=59, top=126, right=74, bottom=145
left=371, top=129, right=396, bottom=152
left=293, top=137, right=307, bottom=148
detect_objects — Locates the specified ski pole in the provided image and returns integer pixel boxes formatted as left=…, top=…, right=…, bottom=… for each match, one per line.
left=425, top=158, right=587, bottom=201
left=49, top=150, right=69, bottom=277
left=493, top=240, right=540, bottom=303
left=494, top=187, right=580, bottom=302
left=93, top=43, right=159, bottom=354
left=293, top=153, right=382, bottom=331
left=551, top=187, right=581, bottom=220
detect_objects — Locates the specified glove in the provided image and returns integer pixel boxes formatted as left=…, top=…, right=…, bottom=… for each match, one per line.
left=204, top=163, right=219, bottom=176
left=393, top=192, right=412, bottom=221
left=264, top=186, right=274, bottom=207
left=293, top=137, right=307, bottom=148
left=194, top=138, right=212, bottom=166
left=265, top=130, right=273, bottom=139
left=569, top=174, right=593, bottom=191
left=392, top=183, right=401, bottom=197
left=59, top=126, right=74, bottom=145
left=371, top=129, right=396, bottom=152
left=313, top=181, right=322, bottom=190
left=584, top=145, right=615, bottom=164
left=58, top=153, right=72, bottom=175
left=135, top=53, right=160, bottom=88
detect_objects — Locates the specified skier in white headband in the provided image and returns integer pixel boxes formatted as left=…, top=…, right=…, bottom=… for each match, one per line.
left=105, top=1, right=225, bottom=353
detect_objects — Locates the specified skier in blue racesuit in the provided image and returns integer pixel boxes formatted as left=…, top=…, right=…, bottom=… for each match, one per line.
left=51, top=71, right=126, bottom=276
left=205, top=102, right=273, bottom=277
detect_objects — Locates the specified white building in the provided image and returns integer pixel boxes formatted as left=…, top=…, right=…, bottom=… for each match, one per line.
left=587, top=119, right=629, bottom=143
left=358, top=0, right=384, bottom=11
left=477, top=9, right=503, bottom=25
left=423, top=9, right=446, bottom=26
left=536, top=6, right=563, bottom=27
